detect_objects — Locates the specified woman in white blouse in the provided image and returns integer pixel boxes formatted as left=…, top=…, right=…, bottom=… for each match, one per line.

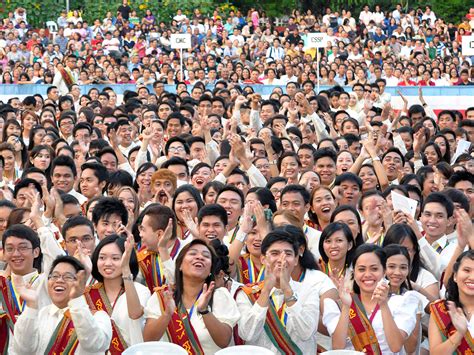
left=324, top=244, right=418, bottom=354
left=85, top=233, right=151, bottom=351
left=143, top=239, right=240, bottom=354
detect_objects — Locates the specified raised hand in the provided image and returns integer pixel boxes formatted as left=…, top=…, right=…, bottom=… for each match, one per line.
left=254, top=201, right=270, bottom=237
left=157, top=218, right=174, bottom=250
left=74, top=240, right=92, bottom=276
left=331, top=272, right=352, bottom=307
left=372, top=278, right=390, bottom=305
left=141, top=127, right=154, bottom=142
left=240, top=203, right=254, bottom=234
left=413, top=127, right=426, bottom=154
left=262, top=259, right=277, bottom=292
left=121, top=233, right=134, bottom=275
left=108, top=128, right=121, bottom=148
left=69, top=270, right=87, bottom=300
left=181, top=210, right=199, bottom=239
left=197, top=281, right=215, bottom=312
left=12, top=274, right=38, bottom=308
left=455, top=209, right=473, bottom=248
left=447, top=301, right=468, bottom=335
left=279, top=254, right=292, bottom=292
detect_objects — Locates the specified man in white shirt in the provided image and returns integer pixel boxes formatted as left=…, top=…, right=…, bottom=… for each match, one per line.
left=359, top=5, right=373, bottom=26
left=418, top=193, right=458, bottom=279
left=280, top=185, right=321, bottom=259
left=236, top=230, right=320, bottom=354
left=51, top=155, right=87, bottom=205
left=266, top=38, right=285, bottom=62
left=11, top=255, right=112, bottom=354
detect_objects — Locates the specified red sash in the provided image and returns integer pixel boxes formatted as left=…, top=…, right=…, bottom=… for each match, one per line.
left=84, top=283, right=127, bottom=353
left=430, top=299, right=474, bottom=354
left=44, top=310, right=79, bottom=355
left=155, top=286, right=204, bottom=355
left=0, top=311, right=13, bottom=353
left=59, top=66, right=75, bottom=89
left=234, top=282, right=303, bottom=355
left=0, top=276, right=19, bottom=325
left=346, top=294, right=382, bottom=354
left=137, top=241, right=180, bottom=292
left=237, top=254, right=263, bottom=285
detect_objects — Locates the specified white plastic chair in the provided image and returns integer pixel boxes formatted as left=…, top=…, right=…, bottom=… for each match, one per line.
left=46, top=21, right=58, bottom=40
left=216, top=345, right=275, bottom=355
left=123, top=342, right=188, bottom=355
left=320, top=351, right=364, bottom=355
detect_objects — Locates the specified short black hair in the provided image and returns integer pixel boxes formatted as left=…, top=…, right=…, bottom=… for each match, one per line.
left=92, top=197, right=128, bottom=226
left=443, top=188, right=470, bottom=213
left=198, top=204, right=228, bottom=226
left=61, top=216, right=95, bottom=239
left=81, top=162, right=109, bottom=183
left=382, top=147, right=405, bottom=165
left=3, top=224, right=42, bottom=272
left=314, top=147, right=337, bottom=164
left=164, top=136, right=190, bottom=156
left=280, top=184, right=310, bottom=204
left=448, top=171, right=474, bottom=188
left=335, top=172, right=363, bottom=190
left=261, top=229, right=299, bottom=255
left=51, top=155, right=77, bottom=177
left=161, top=157, right=189, bottom=175
left=215, top=184, right=245, bottom=208
left=50, top=255, right=85, bottom=275
left=14, top=178, right=43, bottom=199
left=91, top=234, right=139, bottom=282
left=422, top=192, right=454, bottom=218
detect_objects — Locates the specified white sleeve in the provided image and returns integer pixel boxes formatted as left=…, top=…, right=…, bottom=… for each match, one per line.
left=247, top=164, right=267, bottom=188
left=418, top=237, right=442, bottom=279
left=250, top=110, right=262, bottom=131
left=206, top=140, right=220, bottom=166
left=68, top=296, right=112, bottom=352
left=211, top=287, right=241, bottom=328
left=285, top=284, right=320, bottom=341
left=144, top=292, right=161, bottom=319
left=322, top=298, right=341, bottom=336
left=135, top=149, right=149, bottom=172
left=390, top=294, right=418, bottom=336
left=37, top=226, right=66, bottom=273
left=12, top=306, right=40, bottom=353
left=236, top=290, right=267, bottom=342
left=306, top=112, right=329, bottom=140
left=213, top=172, right=227, bottom=184
left=162, top=258, right=176, bottom=285
left=118, top=162, right=136, bottom=180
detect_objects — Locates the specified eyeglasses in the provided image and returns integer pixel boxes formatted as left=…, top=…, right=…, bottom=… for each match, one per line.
left=4, top=246, right=33, bottom=254
left=168, top=146, right=185, bottom=153
left=48, top=272, right=77, bottom=282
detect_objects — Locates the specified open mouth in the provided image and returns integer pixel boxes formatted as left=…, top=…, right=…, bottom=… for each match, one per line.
left=321, top=206, right=332, bottom=213
left=192, top=261, right=205, bottom=269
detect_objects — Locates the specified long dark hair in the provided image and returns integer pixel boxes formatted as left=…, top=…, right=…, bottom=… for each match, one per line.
left=91, top=234, right=139, bottom=282
left=351, top=244, right=386, bottom=295
left=319, top=222, right=355, bottom=267
left=382, top=223, right=424, bottom=282
left=277, top=224, right=318, bottom=270
left=446, top=250, right=474, bottom=308
left=173, top=239, right=217, bottom=308
left=133, top=162, right=157, bottom=191
left=383, top=244, right=412, bottom=294
left=172, top=184, right=204, bottom=221
left=330, top=205, right=364, bottom=249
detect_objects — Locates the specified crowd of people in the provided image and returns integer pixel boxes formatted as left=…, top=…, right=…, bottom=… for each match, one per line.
left=0, top=1, right=473, bottom=355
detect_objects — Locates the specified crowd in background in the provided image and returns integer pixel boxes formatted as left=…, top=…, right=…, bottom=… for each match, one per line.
left=0, top=2, right=473, bottom=355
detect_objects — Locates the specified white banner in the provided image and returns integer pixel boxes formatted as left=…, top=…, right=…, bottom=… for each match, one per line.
left=462, top=36, right=474, bottom=56
left=170, top=34, right=191, bottom=49
left=307, top=33, right=328, bottom=49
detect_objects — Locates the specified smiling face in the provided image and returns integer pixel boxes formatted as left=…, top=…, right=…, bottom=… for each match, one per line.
left=174, top=191, right=199, bottom=223
left=336, top=151, right=354, bottom=175
left=454, top=257, right=474, bottom=297
left=354, top=252, right=385, bottom=294
left=385, top=254, right=409, bottom=290
left=261, top=241, right=298, bottom=281
left=333, top=210, right=360, bottom=240
left=191, top=167, right=212, bottom=191
left=420, top=202, right=449, bottom=240
left=323, top=229, right=352, bottom=264
left=97, top=242, right=123, bottom=280
left=216, top=190, right=242, bottom=227
left=180, top=243, right=213, bottom=280
left=48, top=262, right=78, bottom=308
left=3, top=236, right=39, bottom=275
left=311, top=188, right=336, bottom=224
left=198, top=215, right=227, bottom=242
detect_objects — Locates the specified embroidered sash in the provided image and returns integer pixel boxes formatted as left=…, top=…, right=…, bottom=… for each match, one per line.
left=0, top=274, right=38, bottom=324
left=346, top=294, right=382, bottom=354
left=58, top=66, right=75, bottom=89
left=229, top=225, right=240, bottom=244
left=84, top=283, right=127, bottom=353
left=44, top=310, right=79, bottom=355
left=234, top=282, right=303, bottom=355
left=0, top=310, right=13, bottom=353
left=155, top=286, right=204, bottom=355
left=237, top=254, right=264, bottom=285
left=430, top=299, right=474, bottom=354
left=137, top=241, right=180, bottom=292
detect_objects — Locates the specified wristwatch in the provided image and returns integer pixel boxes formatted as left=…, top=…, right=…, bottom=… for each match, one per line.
left=198, top=306, right=211, bottom=315
left=122, top=274, right=133, bottom=282
left=284, top=292, right=298, bottom=303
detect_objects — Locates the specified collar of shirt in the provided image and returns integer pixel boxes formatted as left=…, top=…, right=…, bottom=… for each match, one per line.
left=48, top=303, right=69, bottom=317
left=11, top=270, right=39, bottom=284
left=431, top=234, right=448, bottom=249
